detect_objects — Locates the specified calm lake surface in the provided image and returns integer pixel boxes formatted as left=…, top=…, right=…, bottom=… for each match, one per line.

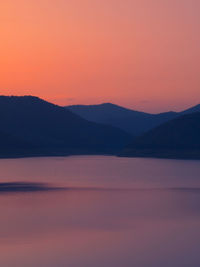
left=0, top=156, right=200, bottom=266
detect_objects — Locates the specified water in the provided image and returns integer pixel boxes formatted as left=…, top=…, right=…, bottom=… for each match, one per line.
left=0, top=156, right=200, bottom=266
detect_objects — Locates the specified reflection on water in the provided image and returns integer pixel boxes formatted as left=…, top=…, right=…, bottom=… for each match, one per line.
left=0, top=156, right=199, bottom=266
left=0, top=182, right=56, bottom=193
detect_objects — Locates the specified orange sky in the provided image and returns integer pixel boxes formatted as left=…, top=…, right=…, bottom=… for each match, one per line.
left=0, top=0, right=200, bottom=112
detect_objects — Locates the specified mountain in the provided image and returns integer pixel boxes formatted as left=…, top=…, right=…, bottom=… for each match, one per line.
left=66, top=102, right=200, bottom=136
left=66, top=103, right=178, bottom=136
left=180, top=104, right=200, bottom=115
left=0, top=131, right=33, bottom=158
left=0, top=96, right=132, bottom=157
left=120, top=112, right=200, bottom=159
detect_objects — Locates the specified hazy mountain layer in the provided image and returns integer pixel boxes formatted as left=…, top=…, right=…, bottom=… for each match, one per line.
left=120, top=112, right=200, bottom=159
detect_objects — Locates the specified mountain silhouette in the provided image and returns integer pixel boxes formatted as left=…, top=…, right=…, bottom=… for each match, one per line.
left=0, top=130, right=33, bottom=157
left=66, top=103, right=178, bottom=136
left=180, top=104, right=200, bottom=115
left=0, top=96, right=132, bottom=157
left=120, top=112, right=200, bottom=159
left=67, top=103, right=200, bottom=136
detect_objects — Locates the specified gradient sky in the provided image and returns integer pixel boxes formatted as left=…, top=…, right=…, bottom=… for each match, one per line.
left=1, top=0, right=200, bottom=112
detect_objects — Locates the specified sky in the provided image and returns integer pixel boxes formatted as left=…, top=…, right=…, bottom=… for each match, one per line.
left=0, top=0, right=200, bottom=112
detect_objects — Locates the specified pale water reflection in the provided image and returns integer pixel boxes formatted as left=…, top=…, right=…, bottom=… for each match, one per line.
left=0, top=156, right=199, bottom=266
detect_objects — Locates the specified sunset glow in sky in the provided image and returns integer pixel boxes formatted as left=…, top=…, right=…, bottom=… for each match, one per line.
left=1, top=0, right=200, bottom=112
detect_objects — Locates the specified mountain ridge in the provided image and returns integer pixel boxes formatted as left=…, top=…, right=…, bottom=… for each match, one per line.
left=120, top=112, right=200, bottom=159
left=66, top=102, right=200, bottom=136
left=0, top=96, right=132, bottom=157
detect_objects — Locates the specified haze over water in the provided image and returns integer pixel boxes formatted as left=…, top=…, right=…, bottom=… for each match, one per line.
left=0, top=156, right=200, bottom=266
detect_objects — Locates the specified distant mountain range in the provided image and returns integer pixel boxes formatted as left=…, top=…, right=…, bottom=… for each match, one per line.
left=0, top=96, right=132, bottom=157
left=67, top=103, right=200, bottom=136
left=0, top=96, right=199, bottom=159
left=120, top=112, right=200, bottom=159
